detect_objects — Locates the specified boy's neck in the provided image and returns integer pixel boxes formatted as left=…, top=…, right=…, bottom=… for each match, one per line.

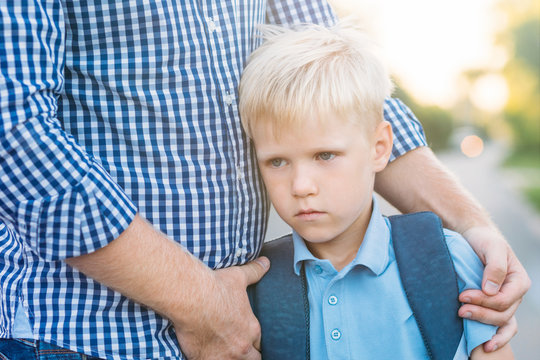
left=305, top=201, right=373, bottom=272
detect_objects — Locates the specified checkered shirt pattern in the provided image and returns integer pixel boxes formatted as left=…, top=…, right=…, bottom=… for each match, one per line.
left=0, top=0, right=427, bottom=358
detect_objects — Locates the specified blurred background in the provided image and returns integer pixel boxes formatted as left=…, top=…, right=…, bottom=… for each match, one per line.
left=265, top=0, right=539, bottom=357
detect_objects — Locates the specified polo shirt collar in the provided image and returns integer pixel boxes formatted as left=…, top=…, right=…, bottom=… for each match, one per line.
left=293, top=196, right=390, bottom=276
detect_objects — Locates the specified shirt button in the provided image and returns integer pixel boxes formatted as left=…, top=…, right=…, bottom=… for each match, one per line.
left=236, top=165, right=244, bottom=179
left=235, top=248, right=245, bottom=258
left=328, top=295, right=338, bottom=305
left=314, top=265, right=323, bottom=274
left=223, top=92, right=235, bottom=106
left=331, top=329, right=341, bottom=340
left=207, top=18, right=217, bottom=33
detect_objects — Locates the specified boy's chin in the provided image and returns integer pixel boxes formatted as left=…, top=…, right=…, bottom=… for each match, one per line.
left=297, top=230, right=334, bottom=244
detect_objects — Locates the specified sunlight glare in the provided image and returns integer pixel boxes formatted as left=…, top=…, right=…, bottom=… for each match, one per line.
left=469, top=74, right=509, bottom=113
left=460, top=135, right=485, bottom=158
left=333, top=0, right=503, bottom=108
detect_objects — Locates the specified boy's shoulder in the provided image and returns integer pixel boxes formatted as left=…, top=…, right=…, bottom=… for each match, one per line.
left=387, top=212, right=485, bottom=279
left=259, top=234, right=295, bottom=266
left=248, top=234, right=310, bottom=360
left=442, top=227, right=468, bottom=246
left=442, top=228, right=485, bottom=274
left=260, top=233, right=294, bottom=251
left=252, top=233, right=297, bottom=291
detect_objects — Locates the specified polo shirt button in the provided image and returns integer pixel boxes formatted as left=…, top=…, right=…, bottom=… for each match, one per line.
left=314, top=265, right=323, bottom=274
left=328, top=295, right=338, bottom=305
left=331, top=329, right=341, bottom=340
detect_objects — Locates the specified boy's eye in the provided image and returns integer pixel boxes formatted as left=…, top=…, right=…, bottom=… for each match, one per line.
left=270, top=158, right=286, bottom=168
left=318, top=152, right=335, bottom=161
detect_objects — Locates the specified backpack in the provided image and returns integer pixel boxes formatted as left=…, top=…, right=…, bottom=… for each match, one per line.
left=248, top=212, right=463, bottom=360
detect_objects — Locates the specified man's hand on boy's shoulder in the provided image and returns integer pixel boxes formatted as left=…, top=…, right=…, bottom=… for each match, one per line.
left=458, top=225, right=530, bottom=352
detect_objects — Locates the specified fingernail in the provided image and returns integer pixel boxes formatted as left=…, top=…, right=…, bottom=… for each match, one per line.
left=462, top=297, right=471, bottom=303
left=492, top=344, right=498, bottom=352
left=463, top=312, right=472, bottom=319
left=485, top=280, right=500, bottom=294
left=255, top=257, right=270, bottom=269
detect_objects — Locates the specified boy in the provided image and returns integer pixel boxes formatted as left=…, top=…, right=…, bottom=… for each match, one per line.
left=239, top=22, right=514, bottom=359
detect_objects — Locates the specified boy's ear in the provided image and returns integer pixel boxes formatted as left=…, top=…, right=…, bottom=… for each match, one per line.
left=372, top=120, right=393, bottom=172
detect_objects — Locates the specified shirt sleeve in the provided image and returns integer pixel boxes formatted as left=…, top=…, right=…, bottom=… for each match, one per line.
left=0, top=1, right=137, bottom=261
left=265, top=1, right=427, bottom=161
left=384, top=98, right=427, bottom=161
left=444, top=229, right=497, bottom=355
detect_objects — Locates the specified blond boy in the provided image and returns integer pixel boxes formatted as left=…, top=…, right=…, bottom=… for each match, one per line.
left=240, top=22, right=513, bottom=359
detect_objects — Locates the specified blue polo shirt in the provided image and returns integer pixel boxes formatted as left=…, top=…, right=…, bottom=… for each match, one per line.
left=292, top=198, right=496, bottom=360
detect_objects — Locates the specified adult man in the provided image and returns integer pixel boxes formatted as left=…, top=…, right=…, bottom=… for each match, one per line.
left=0, top=1, right=529, bottom=359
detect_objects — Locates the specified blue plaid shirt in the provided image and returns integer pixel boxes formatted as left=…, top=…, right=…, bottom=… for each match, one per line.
left=0, top=1, right=426, bottom=359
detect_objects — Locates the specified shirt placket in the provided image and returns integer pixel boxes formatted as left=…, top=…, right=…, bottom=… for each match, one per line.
left=201, top=2, right=251, bottom=264
left=322, top=271, right=350, bottom=359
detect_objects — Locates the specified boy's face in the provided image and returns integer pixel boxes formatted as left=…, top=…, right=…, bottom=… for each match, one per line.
left=252, top=115, right=392, bottom=250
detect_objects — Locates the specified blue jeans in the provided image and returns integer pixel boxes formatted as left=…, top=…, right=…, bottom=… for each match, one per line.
left=0, top=339, right=104, bottom=360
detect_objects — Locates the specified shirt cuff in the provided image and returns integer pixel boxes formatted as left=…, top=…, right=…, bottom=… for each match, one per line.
left=16, top=159, right=137, bottom=261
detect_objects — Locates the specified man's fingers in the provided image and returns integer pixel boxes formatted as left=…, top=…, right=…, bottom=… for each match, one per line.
left=480, top=243, right=507, bottom=296
left=238, top=256, right=270, bottom=285
left=460, top=252, right=529, bottom=312
left=253, top=337, right=261, bottom=352
left=250, top=314, right=262, bottom=353
left=459, top=284, right=521, bottom=312
left=483, top=316, right=518, bottom=352
left=458, top=300, right=519, bottom=327
left=252, top=333, right=262, bottom=358
left=504, top=249, right=531, bottom=299
left=459, top=289, right=508, bottom=312
left=246, top=347, right=262, bottom=360
left=462, top=226, right=509, bottom=296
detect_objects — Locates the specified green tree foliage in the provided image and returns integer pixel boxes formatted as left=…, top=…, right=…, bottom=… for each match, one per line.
left=513, top=19, right=540, bottom=77
left=501, top=9, right=540, bottom=157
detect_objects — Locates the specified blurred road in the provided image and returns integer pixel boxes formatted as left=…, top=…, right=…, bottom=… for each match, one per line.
left=265, top=142, right=540, bottom=359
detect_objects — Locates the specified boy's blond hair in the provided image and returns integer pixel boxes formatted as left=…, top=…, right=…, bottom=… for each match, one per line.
left=239, top=21, right=393, bottom=138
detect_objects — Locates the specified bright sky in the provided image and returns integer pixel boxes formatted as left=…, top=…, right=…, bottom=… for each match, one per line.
left=331, top=0, right=509, bottom=108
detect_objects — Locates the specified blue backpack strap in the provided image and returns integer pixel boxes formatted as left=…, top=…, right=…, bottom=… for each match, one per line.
left=248, top=234, right=309, bottom=360
left=389, top=212, right=463, bottom=360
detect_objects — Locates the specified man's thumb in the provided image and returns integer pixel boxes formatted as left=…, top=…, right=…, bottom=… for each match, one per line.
left=240, top=256, right=270, bottom=285
left=482, top=246, right=507, bottom=296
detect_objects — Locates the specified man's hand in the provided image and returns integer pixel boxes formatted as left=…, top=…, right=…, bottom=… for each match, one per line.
left=174, top=257, right=270, bottom=360
left=66, top=215, right=271, bottom=360
left=459, top=226, right=530, bottom=352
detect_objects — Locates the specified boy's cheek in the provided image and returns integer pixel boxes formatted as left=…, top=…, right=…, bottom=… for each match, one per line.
left=259, top=171, right=273, bottom=189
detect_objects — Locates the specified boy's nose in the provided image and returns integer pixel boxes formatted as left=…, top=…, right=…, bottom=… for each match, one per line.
left=291, top=170, right=318, bottom=198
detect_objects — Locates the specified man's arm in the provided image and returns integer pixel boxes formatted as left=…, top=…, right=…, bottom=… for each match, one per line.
left=0, top=1, right=137, bottom=261
left=66, top=214, right=269, bottom=360
left=1, top=3, right=269, bottom=358
left=375, top=147, right=530, bottom=351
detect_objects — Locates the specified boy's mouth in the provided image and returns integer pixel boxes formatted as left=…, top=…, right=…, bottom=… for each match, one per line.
left=295, top=209, right=325, bottom=220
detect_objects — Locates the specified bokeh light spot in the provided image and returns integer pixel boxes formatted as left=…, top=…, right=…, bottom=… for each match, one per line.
left=460, top=135, right=484, bottom=158
left=469, top=74, right=509, bottom=113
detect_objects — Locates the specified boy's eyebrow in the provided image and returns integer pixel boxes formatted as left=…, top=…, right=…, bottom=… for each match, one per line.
left=297, top=143, right=349, bottom=154
left=255, top=151, right=282, bottom=161
left=256, top=144, right=348, bottom=160
left=308, top=145, right=347, bottom=152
